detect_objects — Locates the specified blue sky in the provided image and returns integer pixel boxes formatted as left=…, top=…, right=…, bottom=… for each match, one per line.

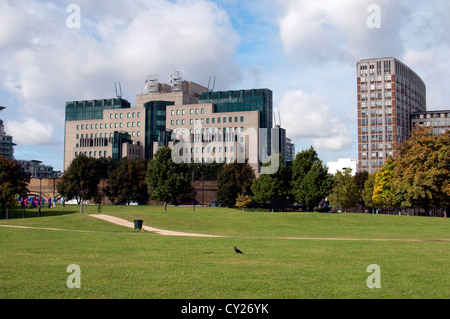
left=1, top=0, right=449, bottom=172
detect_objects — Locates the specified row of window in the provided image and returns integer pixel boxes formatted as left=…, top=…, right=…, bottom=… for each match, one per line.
left=360, top=118, right=393, bottom=125
left=183, top=157, right=236, bottom=164
left=360, top=75, right=392, bottom=83
left=361, top=109, right=393, bottom=117
left=360, top=100, right=393, bottom=108
left=188, top=146, right=239, bottom=154
left=360, top=83, right=392, bottom=91
left=109, top=112, right=141, bottom=119
left=360, top=92, right=392, bottom=100
left=170, top=108, right=204, bottom=116
left=361, top=152, right=394, bottom=159
left=75, top=151, right=107, bottom=157
left=76, top=131, right=141, bottom=144
left=360, top=161, right=385, bottom=168
left=361, top=134, right=394, bottom=142
left=170, top=116, right=245, bottom=126
left=416, top=113, right=449, bottom=119
left=361, top=126, right=394, bottom=134
left=76, top=122, right=141, bottom=130
left=173, top=127, right=245, bottom=134
left=415, top=121, right=450, bottom=127
left=361, top=143, right=394, bottom=151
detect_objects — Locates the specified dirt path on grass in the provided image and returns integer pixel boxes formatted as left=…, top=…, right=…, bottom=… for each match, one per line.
left=90, top=214, right=450, bottom=242
left=90, top=214, right=225, bottom=238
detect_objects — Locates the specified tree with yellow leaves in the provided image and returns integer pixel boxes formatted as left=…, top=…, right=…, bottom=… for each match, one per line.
left=392, top=127, right=450, bottom=212
left=372, top=157, right=395, bottom=208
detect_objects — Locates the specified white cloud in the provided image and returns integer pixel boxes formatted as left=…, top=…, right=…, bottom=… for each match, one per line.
left=6, top=118, right=54, bottom=145
left=403, top=45, right=450, bottom=110
left=0, top=0, right=242, bottom=169
left=275, top=89, right=352, bottom=152
left=277, top=0, right=411, bottom=64
left=0, top=0, right=241, bottom=117
left=313, top=130, right=353, bottom=152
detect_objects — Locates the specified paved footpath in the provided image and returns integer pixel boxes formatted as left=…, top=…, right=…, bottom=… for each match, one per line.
left=91, top=214, right=225, bottom=238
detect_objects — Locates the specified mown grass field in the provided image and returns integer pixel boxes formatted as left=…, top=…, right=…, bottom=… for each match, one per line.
left=0, top=205, right=449, bottom=299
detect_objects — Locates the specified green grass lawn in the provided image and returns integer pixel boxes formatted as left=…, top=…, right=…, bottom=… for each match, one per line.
left=0, top=205, right=449, bottom=299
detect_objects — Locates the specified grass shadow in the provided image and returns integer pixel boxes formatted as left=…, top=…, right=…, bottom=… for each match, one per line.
left=4, top=206, right=81, bottom=220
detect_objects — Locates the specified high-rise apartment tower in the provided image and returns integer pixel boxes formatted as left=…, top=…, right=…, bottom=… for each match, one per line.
left=356, top=58, right=426, bottom=173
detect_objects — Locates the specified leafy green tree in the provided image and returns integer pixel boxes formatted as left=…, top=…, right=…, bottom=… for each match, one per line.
left=251, top=154, right=292, bottom=211
left=106, top=159, right=149, bottom=205
left=96, top=156, right=119, bottom=179
left=146, top=147, right=192, bottom=211
left=392, top=127, right=450, bottom=211
left=57, top=153, right=100, bottom=212
left=188, top=162, right=225, bottom=181
left=362, top=173, right=377, bottom=210
left=291, top=146, right=332, bottom=210
left=0, top=158, right=30, bottom=218
left=216, top=159, right=255, bottom=207
left=354, top=171, right=369, bottom=191
left=354, top=171, right=368, bottom=206
left=328, top=168, right=360, bottom=211
left=372, top=157, right=395, bottom=208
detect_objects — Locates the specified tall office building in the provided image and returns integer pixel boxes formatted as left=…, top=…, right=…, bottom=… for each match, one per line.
left=356, top=58, right=426, bottom=173
left=0, top=106, right=15, bottom=160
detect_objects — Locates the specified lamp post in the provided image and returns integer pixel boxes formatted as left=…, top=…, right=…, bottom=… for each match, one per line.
left=201, top=171, right=204, bottom=208
left=192, top=171, right=195, bottom=212
left=38, top=177, right=42, bottom=217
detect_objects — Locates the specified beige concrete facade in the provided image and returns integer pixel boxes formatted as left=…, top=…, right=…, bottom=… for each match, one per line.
left=64, top=107, right=146, bottom=170
left=65, top=80, right=266, bottom=174
left=166, top=102, right=261, bottom=172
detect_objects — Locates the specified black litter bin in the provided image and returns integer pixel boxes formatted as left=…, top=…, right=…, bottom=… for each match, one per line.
left=134, top=220, right=143, bottom=230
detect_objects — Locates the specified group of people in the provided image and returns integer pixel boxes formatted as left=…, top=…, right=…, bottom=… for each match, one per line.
left=18, top=196, right=60, bottom=209
left=317, top=198, right=331, bottom=212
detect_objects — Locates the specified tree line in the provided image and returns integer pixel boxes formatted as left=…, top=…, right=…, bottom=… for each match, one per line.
left=55, top=145, right=336, bottom=212
left=2, top=127, right=447, bottom=216
left=363, top=127, right=449, bottom=215
left=56, top=148, right=226, bottom=211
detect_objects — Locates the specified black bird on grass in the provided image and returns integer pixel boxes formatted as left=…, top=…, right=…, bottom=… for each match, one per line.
left=234, top=246, right=244, bottom=254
